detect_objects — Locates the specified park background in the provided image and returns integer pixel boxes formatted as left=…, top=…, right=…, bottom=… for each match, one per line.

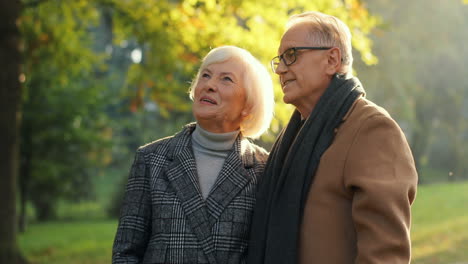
left=1, top=0, right=468, bottom=263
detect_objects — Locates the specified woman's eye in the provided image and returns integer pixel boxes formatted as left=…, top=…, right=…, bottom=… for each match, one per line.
left=202, top=73, right=210, bottom=78
left=223, top=76, right=233, bottom=82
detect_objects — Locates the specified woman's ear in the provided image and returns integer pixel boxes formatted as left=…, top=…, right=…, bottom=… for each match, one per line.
left=241, top=104, right=253, bottom=118
left=325, top=47, right=342, bottom=75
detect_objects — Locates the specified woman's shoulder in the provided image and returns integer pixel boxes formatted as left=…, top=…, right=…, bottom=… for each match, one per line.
left=241, top=139, right=269, bottom=164
left=137, top=124, right=194, bottom=155
left=252, top=143, right=269, bottom=158
left=137, top=134, right=176, bottom=154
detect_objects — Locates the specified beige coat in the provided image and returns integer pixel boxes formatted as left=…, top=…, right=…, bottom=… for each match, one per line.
left=298, top=97, right=418, bottom=264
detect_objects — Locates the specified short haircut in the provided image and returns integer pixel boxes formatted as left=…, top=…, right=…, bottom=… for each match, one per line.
left=287, top=11, right=353, bottom=75
left=189, top=46, right=274, bottom=139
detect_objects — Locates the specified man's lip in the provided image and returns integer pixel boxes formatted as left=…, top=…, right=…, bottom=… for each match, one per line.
left=282, top=79, right=295, bottom=87
left=200, top=96, right=217, bottom=105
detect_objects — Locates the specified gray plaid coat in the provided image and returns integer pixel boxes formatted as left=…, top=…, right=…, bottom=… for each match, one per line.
left=112, top=123, right=268, bottom=264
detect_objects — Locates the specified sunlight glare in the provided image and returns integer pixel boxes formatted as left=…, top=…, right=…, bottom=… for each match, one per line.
left=131, top=48, right=142, bottom=64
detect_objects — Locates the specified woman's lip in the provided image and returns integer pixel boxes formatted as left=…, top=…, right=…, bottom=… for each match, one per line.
left=200, top=96, right=217, bottom=105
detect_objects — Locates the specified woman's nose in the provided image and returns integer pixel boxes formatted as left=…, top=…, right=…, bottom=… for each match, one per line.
left=204, top=78, right=217, bottom=92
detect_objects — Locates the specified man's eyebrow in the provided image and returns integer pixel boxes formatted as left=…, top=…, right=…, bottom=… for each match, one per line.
left=277, top=46, right=291, bottom=54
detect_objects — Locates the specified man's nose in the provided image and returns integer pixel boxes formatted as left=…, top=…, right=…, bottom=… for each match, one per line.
left=275, top=60, right=287, bottom=75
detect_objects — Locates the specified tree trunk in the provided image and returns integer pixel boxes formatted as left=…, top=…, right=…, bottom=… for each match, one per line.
left=18, top=121, right=33, bottom=232
left=0, top=0, right=27, bottom=263
left=33, top=198, right=56, bottom=222
left=18, top=150, right=31, bottom=233
left=410, top=126, right=430, bottom=183
left=410, top=103, right=435, bottom=184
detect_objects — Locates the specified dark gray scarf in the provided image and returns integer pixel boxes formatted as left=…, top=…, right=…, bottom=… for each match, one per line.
left=247, top=74, right=365, bottom=264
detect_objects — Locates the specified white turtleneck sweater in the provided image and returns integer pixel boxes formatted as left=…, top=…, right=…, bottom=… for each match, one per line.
left=191, top=124, right=239, bottom=199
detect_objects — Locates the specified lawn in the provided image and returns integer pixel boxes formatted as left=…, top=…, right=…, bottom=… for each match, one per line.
left=18, top=181, right=468, bottom=263
left=18, top=220, right=117, bottom=264
left=411, top=181, right=468, bottom=263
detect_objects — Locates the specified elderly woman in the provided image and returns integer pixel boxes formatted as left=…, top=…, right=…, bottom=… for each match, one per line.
left=112, top=46, right=274, bottom=264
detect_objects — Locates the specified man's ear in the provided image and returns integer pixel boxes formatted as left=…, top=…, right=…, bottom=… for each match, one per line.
left=325, top=47, right=342, bottom=75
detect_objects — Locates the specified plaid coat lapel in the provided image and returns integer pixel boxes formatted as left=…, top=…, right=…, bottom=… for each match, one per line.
left=164, top=125, right=218, bottom=264
left=205, top=136, right=256, bottom=225
left=113, top=123, right=267, bottom=264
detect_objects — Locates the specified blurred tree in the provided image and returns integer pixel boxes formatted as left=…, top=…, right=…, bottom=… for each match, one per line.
left=0, top=0, right=27, bottom=262
left=19, top=1, right=111, bottom=222
left=104, top=0, right=379, bottom=136
left=356, top=0, right=468, bottom=182
left=100, top=0, right=381, bottom=215
left=18, top=0, right=379, bottom=222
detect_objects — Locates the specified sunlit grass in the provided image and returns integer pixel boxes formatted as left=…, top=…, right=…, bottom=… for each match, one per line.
left=55, top=201, right=106, bottom=220
left=19, top=220, right=118, bottom=264
left=18, top=168, right=123, bottom=263
left=411, top=181, right=468, bottom=263
left=18, top=181, right=468, bottom=264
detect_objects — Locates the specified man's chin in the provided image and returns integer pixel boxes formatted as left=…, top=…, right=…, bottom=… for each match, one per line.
left=282, top=95, right=294, bottom=105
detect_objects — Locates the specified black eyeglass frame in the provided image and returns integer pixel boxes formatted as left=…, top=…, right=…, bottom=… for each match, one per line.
left=270, top=46, right=332, bottom=72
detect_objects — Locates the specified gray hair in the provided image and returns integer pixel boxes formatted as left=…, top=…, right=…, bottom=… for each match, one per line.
left=189, top=46, right=274, bottom=139
left=287, top=11, right=353, bottom=75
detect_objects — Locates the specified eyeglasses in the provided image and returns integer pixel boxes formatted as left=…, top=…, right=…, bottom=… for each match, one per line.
left=270, top=46, right=332, bottom=72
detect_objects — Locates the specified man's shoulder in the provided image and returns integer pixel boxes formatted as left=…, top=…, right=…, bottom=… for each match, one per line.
left=338, top=96, right=403, bottom=137
left=346, top=97, right=392, bottom=122
left=340, top=97, right=411, bottom=145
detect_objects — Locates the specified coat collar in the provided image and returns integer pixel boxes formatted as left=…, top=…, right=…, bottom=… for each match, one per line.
left=164, top=122, right=257, bottom=263
left=205, top=131, right=256, bottom=225
left=166, top=122, right=256, bottom=169
left=164, top=125, right=217, bottom=264
left=341, top=95, right=364, bottom=121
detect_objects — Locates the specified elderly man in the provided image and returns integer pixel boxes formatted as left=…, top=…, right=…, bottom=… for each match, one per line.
left=248, top=11, right=418, bottom=264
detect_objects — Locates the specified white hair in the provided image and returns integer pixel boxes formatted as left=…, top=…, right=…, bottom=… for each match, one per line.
left=287, top=11, right=353, bottom=75
left=189, top=46, right=274, bottom=139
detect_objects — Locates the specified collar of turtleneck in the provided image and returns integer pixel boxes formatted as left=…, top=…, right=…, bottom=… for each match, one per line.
left=191, top=124, right=239, bottom=152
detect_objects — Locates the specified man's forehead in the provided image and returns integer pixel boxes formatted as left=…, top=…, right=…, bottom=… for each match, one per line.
left=278, top=25, right=313, bottom=53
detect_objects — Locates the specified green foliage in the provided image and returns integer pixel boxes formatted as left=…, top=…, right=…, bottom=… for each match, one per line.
left=19, top=0, right=379, bottom=221
left=20, top=0, right=111, bottom=220
left=102, top=0, right=379, bottom=134
left=355, top=0, right=468, bottom=181
left=106, top=174, right=128, bottom=219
